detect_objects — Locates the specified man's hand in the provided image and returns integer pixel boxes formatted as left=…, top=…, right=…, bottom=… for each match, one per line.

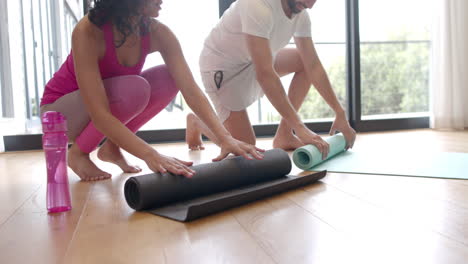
left=330, top=112, right=356, bottom=150
left=295, top=126, right=330, bottom=160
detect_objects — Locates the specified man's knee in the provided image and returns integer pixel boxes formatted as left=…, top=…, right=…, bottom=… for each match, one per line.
left=274, top=48, right=305, bottom=76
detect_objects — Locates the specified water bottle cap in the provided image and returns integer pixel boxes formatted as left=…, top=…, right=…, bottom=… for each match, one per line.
left=41, top=111, right=68, bottom=132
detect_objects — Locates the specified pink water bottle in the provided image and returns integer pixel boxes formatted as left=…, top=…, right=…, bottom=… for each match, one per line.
left=41, top=111, right=72, bottom=213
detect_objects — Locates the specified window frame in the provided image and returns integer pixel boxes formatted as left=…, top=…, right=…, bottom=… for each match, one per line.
left=0, top=0, right=14, bottom=118
left=345, top=0, right=429, bottom=132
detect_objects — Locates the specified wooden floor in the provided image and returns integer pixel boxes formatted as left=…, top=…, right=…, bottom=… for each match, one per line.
left=1, top=129, right=468, bottom=264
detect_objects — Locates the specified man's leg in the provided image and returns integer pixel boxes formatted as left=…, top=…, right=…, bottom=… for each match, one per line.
left=223, top=110, right=256, bottom=145
left=272, top=48, right=311, bottom=150
left=186, top=107, right=256, bottom=149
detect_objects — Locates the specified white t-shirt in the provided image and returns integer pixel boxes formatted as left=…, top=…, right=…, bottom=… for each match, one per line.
left=200, top=0, right=312, bottom=71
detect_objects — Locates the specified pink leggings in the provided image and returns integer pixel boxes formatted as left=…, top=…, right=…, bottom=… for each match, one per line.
left=40, top=65, right=179, bottom=153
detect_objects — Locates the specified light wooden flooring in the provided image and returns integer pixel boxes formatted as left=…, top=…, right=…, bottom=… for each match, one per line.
left=1, top=129, right=468, bottom=264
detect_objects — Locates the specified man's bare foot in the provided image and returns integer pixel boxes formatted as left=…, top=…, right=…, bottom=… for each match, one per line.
left=273, top=132, right=304, bottom=151
left=186, top=113, right=205, bottom=150
left=68, top=144, right=112, bottom=181
left=97, top=140, right=142, bottom=173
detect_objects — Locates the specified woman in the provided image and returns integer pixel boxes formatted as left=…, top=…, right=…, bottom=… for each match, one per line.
left=40, top=0, right=264, bottom=181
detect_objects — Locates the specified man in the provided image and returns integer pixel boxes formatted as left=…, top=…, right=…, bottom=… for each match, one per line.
left=186, top=0, right=356, bottom=158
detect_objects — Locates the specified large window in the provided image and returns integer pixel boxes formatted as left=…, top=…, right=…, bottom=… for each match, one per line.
left=21, top=0, right=80, bottom=120
left=359, top=0, right=431, bottom=119
left=1, top=0, right=433, bottom=150
left=0, top=0, right=81, bottom=135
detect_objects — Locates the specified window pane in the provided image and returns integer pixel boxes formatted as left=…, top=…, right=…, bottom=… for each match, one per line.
left=359, top=0, right=431, bottom=118
left=0, top=44, right=3, bottom=117
left=22, top=0, right=36, bottom=118
left=21, top=0, right=61, bottom=120
left=251, top=0, right=347, bottom=125
left=140, top=1, right=219, bottom=130
left=0, top=28, right=3, bottom=117
left=64, top=7, right=78, bottom=54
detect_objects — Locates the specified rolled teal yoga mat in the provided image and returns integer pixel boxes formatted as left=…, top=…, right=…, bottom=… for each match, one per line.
left=293, top=134, right=347, bottom=170
left=293, top=135, right=468, bottom=180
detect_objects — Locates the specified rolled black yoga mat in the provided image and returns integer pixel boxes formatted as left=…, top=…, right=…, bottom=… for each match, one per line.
left=124, top=149, right=327, bottom=222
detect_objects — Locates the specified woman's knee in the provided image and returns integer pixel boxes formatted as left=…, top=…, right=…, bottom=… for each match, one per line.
left=141, top=65, right=180, bottom=97
left=131, top=75, right=152, bottom=98
left=104, top=75, right=151, bottom=115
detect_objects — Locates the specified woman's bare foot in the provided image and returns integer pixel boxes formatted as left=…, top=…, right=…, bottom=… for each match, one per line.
left=273, top=132, right=304, bottom=151
left=97, top=140, right=142, bottom=173
left=68, top=144, right=112, bottom=181
left=186, top=113, right=205, bottom=150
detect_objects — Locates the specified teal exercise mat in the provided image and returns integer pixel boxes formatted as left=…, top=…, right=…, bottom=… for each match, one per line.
left=293, top=134, right=468, bottom=179
left=308, top=150, right=468, bottom=180
left=293, top=133, right=347, bottom=170
left=124, top=149, right=327, bottom=222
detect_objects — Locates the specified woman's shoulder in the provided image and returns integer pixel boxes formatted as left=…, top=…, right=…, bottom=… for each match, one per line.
left=148, top=18, right=162, bottom=35
left=71, top=15, right=106, bottom=58
left=147, top=18, right=176, bottom=52
left=72, top=15, right=105, bottom=44
left=148, top=19, right=177, bottom=40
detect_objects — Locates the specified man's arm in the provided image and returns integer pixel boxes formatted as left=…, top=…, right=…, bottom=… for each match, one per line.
left=294, top=36, right=356, bottom=148
left=245, top=34, right=329, bottom=156
left=294, top=36, right=345, bottom=115
left=245, top=35, right=304, bottom=129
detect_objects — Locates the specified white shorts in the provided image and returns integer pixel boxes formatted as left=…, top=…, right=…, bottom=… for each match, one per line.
left=200, top=63, right=264, bottom=123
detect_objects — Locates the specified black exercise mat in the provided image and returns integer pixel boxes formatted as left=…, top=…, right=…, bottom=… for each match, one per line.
left=124, top=149, right=327, bottom=222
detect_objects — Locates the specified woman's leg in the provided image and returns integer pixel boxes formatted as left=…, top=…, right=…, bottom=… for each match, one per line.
left=126, top=65, right=180, bottom=131
left=40, top=90, right=113, bottom=181
left=60, top=65, right=178, bottom=180
left=97, top=65, right=180, bottom=172
left=40, top=90, right=91, bottom=142
left=44, top=75, right=151, bottom=180
left=74, top=75, right=151, bottom=153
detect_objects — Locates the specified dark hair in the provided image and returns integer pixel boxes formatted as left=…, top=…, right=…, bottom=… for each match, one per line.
left=88, top=0, right=150, bottom=47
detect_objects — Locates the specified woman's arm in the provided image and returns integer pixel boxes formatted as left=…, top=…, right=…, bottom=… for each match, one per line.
left=149, top=21, right=264, bottom=161
left=72, top=19, right=195, bottom=176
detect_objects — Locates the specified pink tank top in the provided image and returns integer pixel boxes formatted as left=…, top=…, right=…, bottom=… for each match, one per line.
left=40, top=22, right=151, bottom=106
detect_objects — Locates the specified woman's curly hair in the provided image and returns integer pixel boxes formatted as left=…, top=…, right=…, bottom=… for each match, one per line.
left=88, top=0, right=150, bottom=47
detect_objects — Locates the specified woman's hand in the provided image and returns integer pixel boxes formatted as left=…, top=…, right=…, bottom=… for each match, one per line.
left=144, top=150, right=195, bottom=178
left=330, top=112, right=356, bottom=150
left=212, top=137, right=265, bottom=162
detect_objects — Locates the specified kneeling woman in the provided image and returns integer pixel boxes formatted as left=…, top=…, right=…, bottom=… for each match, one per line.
left=40, top=0, right=263, bottom=181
